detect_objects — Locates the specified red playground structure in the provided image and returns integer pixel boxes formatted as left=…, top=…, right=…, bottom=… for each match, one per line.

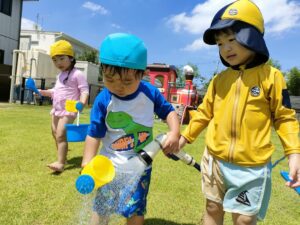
left=145, top=63, right=202, bottom=124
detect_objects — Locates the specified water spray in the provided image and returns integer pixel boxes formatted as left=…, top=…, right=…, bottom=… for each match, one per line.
left=138, top=133, right=201, bottom=172
left=76, top=134, right=201, bottom=195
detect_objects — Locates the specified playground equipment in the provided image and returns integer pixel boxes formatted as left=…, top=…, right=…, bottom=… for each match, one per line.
left=76, top=155, right=115, bottom=194
left=146, top=63, right=202, bottom=124
left=65, top=100, right=89, bottom=142
left=138, top=133, right=201, bottom=171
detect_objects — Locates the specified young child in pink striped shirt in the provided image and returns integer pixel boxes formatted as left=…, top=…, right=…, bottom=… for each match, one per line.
left=39, top=40, right=89, bottom=172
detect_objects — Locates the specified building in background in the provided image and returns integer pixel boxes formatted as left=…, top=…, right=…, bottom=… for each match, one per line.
left=0, top=0, right=38, bottom=101
left=18, top=29, right=100, bottom=87
left=1, top=1, right=101, bottom=104
left=10, top=30, right=101, bottom=104
left=20, top=30, right=98, bottom=57
left=0, top=0, right=38, bottom=66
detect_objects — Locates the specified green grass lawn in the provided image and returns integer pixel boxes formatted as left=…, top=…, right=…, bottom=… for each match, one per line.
left=0, top=103, right=299, bottom=225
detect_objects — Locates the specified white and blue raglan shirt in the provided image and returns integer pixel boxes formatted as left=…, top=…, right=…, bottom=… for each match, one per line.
left=87, top=81, right=174, bottom=170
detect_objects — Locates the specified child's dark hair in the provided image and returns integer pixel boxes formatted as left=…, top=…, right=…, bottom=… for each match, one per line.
left=214, top=27, right=235, bottom=41
left=63, top=57, right=76, bottom=84
left=101, top=63, right=144, bottom=80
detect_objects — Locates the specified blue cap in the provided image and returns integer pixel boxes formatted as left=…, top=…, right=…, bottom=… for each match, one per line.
left=75, top=174, right=95, bottom=195
left=100, top=33, right=147, bottom=70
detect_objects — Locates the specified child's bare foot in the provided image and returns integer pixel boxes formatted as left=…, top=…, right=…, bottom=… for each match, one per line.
left=47, top=162, right=64, bottom=172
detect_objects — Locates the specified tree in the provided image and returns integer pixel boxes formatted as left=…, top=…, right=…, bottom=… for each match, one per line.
left=267, top=58, right=281, bottom=70
left=175, top=67, right=185, bottom=85
left=77, top=50, right=99, bottom=64
left=267, top=59, right=300, bottom=96
left=286, top=67, right=300, bottom=96
left=176, top=63, right=206, bottom=89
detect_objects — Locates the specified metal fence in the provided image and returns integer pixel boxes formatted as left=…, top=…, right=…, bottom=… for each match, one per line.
left=12, top=77, right=105, bottom=106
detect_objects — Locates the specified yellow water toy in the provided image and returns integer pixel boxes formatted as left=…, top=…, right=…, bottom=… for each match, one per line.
left=76, top=155, right=115, bottom=194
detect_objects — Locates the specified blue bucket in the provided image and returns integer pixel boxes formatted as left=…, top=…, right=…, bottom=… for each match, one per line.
left=65, top=124, right=89, bottom=142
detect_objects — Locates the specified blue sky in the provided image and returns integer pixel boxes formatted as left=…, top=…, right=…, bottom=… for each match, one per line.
left=22, top=0, right=300, bottom=79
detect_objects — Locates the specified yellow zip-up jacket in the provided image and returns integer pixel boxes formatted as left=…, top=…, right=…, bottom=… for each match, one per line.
left=182, top=64, right=300, bottom=166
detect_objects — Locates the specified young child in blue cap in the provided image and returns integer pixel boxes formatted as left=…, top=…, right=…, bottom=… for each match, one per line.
left=179, top=1, right=300, bottom=224
left=81, top=33, right=180, bottom=225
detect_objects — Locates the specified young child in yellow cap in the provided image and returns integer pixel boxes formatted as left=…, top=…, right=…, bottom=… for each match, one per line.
left=39, top=40, right=89, bottom=172
left=179, top=1, right=300, bottom=224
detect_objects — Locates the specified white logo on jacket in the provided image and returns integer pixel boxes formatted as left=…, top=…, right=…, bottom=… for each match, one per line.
left=229, top=8, right=238, bottom=15
left=250, top=86, right=260, bottom=97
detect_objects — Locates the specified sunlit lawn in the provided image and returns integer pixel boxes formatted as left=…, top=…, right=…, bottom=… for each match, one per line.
left=0, top=103, right=299, bottom=225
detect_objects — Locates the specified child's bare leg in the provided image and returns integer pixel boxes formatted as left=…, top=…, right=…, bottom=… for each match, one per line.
left=51, top=115, right=59, bottom=150
left=203, top=199, right=224, bottom=225
left=91, top=212, right=109, bottom=225
left=232, top=213, right=257, bottom=225
left=127, top=215, right=144, bottom=225
left=48, top=116, right=74, bottom=172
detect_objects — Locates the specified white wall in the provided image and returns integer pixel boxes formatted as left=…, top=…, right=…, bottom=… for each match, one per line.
left=20, top=31, right=56, bottom=53
left=76, top=61, right=100, bottom=84
left=15, top=50, right=59, bottom=88
left=20, top=31, right=98, bottom=58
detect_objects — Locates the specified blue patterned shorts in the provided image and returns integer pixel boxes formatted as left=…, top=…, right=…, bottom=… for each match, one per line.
left=93, top=168, right=152, bottom=218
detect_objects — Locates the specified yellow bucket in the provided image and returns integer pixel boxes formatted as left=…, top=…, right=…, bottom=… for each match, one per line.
left=81, top=155, right=115, bottom=189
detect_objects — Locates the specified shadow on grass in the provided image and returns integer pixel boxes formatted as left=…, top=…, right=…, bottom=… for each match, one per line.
left=145, top=218, right=196, bottom=225
left=65, top=156, right=83, bottom=171
left=50, top=156, right=83, bottom=175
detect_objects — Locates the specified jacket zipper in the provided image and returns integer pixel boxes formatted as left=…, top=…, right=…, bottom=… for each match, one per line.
left=229, top=71, right=243, bottom=162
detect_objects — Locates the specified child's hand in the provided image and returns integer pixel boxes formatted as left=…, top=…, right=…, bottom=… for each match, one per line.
left=81, top=161, right=89, bottom=169
left=162, top=132, right=180, bottom=155
left=166, top=135, right=188, bottom=160
left=38, top=89, right=46, bottom=96
left=287, top=153, right=300, bottom=188
left=179, top=135, right=188, bottom=149
left=38, top=89, right=52, bottom=97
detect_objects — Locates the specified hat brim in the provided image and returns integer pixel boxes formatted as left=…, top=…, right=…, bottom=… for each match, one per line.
left=203, top=19, right=236, bottom=45
left=218, top=23, right=269, bottom=67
